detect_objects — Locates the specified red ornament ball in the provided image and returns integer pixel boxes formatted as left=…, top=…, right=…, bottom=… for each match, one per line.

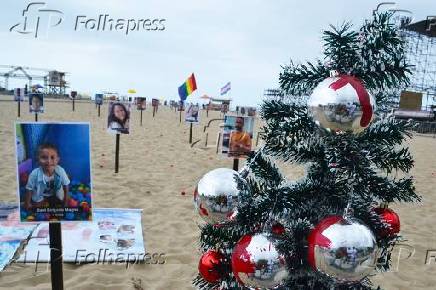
left=198, top=250, right=225, bottom=283
left=374, top=207, right=400, bottom=237
left=271, top=223, right=285, bottom=235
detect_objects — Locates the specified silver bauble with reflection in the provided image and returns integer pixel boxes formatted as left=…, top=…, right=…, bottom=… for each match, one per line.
left=231, top=233, right=289, bottom=289
left=194, top=168, right=241, bottom=224
left=308, top=75, right=376, bottom=133
left=308, top=216, right=378, bottom=283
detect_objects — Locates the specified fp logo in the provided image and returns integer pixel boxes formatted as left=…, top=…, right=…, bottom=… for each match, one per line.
left=9, top=2, right=63, bottom=38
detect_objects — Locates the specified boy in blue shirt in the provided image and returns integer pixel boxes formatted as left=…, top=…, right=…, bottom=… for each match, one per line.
left=25, top=143, right=70, bottom=210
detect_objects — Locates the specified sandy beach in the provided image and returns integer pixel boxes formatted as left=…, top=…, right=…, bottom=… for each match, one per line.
left=0, top=97, right=436, bottom=290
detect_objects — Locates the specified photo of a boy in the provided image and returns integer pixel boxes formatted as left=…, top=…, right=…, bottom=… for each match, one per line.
left=25, top=143, right=70, bottom=210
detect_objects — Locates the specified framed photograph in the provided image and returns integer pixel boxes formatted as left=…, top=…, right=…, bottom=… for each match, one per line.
left=221, top=115, right=254, bottom=158
left=95, top=94, right=103, bottom=105
left=29, top=93, right=44, bottom=113
left=70, top=91, right=77, bottom=99
left=15, top=122, right=92, bottom=222
left=14, top=88, right=25, bottom=102
left=178, top=101, right=185, bottom=111
left=136, top=97, right=146, bottom=111
left=185, top=104, right=200, bottom=123
left=152, top=98, right=159, bottom=107
left=107, top=101, right=131, bottom=134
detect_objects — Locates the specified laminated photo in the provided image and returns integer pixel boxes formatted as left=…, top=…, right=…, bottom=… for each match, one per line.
left=15, top=122, right=93, bottom=222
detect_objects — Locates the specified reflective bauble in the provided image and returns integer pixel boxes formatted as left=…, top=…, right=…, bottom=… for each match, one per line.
left=308, top=75, right=376, bottom=133
left=307, top=216, right=378, bottom=283
left=198, top=250, right=225, bottom=283
left=194, top=168, right=241, bottom=224
left=231, top=233, right=288, bottom=288
left=374, top=207, right=400, bottom=237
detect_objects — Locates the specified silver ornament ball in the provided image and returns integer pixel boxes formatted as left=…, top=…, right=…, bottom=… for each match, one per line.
left=232, top=233, right=289, bottom=289
left=308, top=216, right=378, bottom=283
left=194, top=168, right=241, bottom=224
left=308, top=75, right=376, bottom=133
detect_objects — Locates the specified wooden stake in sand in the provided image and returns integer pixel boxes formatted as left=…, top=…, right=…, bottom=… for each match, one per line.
left=115, top=134, right=120, bottom=173
left=49, top=222, right=64, bottom=290
left=189, top=122, right=193, bottom=143
left=71, top=91, right=77, bottom=112
left=17, top=99, right=21, bottom=117
left=233, top=158, right=239, bottom=171
left=35, top=113, right=38, bottom=122
left=140, top=109, right=143, bottom=126
left=98, top=105, right=101, bottom=117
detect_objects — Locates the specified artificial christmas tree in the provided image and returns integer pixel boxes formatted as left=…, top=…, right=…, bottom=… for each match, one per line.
left=193, top=11, right=420, bottom=290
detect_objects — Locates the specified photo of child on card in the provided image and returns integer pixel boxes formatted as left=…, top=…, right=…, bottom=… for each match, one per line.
left=29, top=93, right=44, bottom=113
left=15, top=122, right=92, bottom=222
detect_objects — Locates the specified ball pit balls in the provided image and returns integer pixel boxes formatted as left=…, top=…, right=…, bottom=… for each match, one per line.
left=27, top=215, right=35, bottom=221
left=36, top=213, right=46, bottom=220
left=81, top=201, right=90, bottom=212
left=68, top=198, right=79, bottom=207
left=21, top=210, right=28, bottom=220
left=19, top=172, right=29, bottom=185
left=65, top=212, right=75, bottom=220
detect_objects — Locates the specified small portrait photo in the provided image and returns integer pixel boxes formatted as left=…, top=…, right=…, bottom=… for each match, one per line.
left=15, top=122, right=92, bottom=222
left=107, top=101, right=130, bottom=134
left=221, top=115, right=254, bottom=158
left=95, top=94, right=104, bottom=105
left=152, top=98, right=159, bottom=107
left=29, top=93, right=44, bottom=113
left=185, top=103, right=200, bottom=123
left=70, top=91, right=77, bottom=99
left=221, top=103, right=229, bottom=114
left=178, top=100, right=185, bottom=111
left=136, top=97, right=146, bottom=111
left=14, top=88, right=25, bottom=102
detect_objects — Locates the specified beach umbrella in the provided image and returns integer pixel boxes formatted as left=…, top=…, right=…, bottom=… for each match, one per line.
left=128, top=89, right=136, bottom=94
left=33, top=84, right=43, bottom=89
left=200, top=95, right=210, bottom=99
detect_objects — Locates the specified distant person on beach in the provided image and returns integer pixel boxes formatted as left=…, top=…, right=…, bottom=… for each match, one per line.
left=229, top=117, right=252, bottom=157
left=25, top=143, right=70, bottom=210
left=107, top=102, right=130, bottom=134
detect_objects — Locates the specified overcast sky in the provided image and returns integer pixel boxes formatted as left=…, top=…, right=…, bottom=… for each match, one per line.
left=0, top=0, right=434, bottom=106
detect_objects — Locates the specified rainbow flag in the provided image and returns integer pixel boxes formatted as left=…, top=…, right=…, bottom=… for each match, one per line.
left=178, top=73, right=197, bottom=101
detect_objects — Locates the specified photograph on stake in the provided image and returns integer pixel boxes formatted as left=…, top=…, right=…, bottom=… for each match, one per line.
left=136, top=97, right=146, bottom=110
left=221, top=115, right=254, bottom=158
left=184, top=103, right=200, bottom=123
left=15, top=122, right=92, bottom=222
left=107, top=101, right=131, bottom=134
left=29, top=93, right=44, bottom=113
